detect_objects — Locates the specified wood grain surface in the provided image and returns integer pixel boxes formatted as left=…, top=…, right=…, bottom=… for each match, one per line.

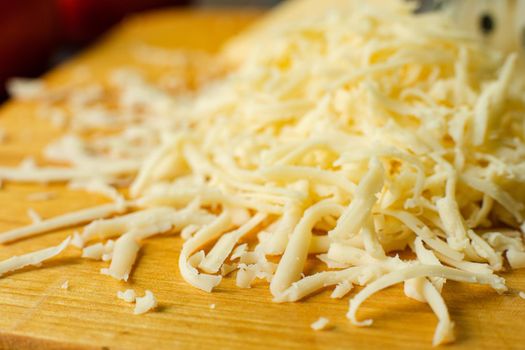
left=0, top=8, right=525, bottom=350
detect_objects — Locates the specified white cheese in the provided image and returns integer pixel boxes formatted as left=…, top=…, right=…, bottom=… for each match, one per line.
left=331, top=280, right=354, bottom=299
left=81, top=243, right=105, bottom=260
left=0, top=237, right=70, bottom=277
left=101, top=233, right=140, bottom=281
left=310, top=317, right=330, bottom=331
left=133, top=290, right=157, bottom=315
left=117, top=289, right=137, bottom=303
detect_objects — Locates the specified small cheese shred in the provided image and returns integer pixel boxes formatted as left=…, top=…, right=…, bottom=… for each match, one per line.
left=310, top=317, right=330, bottom=331
left=331, top=280, right=354, bottom=299
left=519, top=292, right=525, bottom=300
left=101, top=233, right=140, bottom=281
left=0, top=203, right=125, bottom=244
left=0, top=237, right=70, bottom=277
left=117, top=289, right=137, bottom=303
left=236, top=264, right=257, bottom=288
left=134, top=290, right=157, bottom=315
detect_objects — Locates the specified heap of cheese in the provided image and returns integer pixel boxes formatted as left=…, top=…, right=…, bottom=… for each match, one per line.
left=1, top=0, right=525, bottom=344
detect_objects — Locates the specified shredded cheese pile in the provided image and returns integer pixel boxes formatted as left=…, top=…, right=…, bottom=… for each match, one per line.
left=1, top=0, right=525, bottom=344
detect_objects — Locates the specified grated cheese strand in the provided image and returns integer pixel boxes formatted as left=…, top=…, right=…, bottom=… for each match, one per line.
left=0, top=237, right=70, bottom=277
left=0, top=203, right=125, bottom=244
left=347, top=265, right=507, bottom=327
left=270, top=201, right=343, bottom=296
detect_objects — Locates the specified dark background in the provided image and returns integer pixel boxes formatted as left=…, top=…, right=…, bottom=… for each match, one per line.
left=0, top=0, right=282, bottom=100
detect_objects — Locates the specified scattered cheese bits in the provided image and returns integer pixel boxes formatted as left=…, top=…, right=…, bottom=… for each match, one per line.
left=209, top=303, right=216, bottom=309
left=61, top=280, right=69, bottom=290
left=310, top=317, right=331, bottom=331
left=133, top=290, right=157, bottom=315
left=117, top=289, right=137, bottom=303
left=1, top=0, right=525, bottom=345
left=519, top=292, right=525, bottom=300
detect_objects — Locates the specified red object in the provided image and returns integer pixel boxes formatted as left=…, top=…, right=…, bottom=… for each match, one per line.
left=57, top=0, right=190, bottom=44
left=0, top=0, right=59, bottom=96
left=0, top=0, right=189, bottom=98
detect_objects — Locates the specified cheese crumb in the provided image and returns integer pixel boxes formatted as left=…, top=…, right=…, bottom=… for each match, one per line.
left=311, top=317, right=330, bottom=331
left=209, top=303, right=216, bottom=309
left=134, top=290, right=157, bottom=315
left=519, top=292, right=525, bottom=299
left=117, top=289, right=137, bottom=303
left=331, top=280, right=353, bottom=299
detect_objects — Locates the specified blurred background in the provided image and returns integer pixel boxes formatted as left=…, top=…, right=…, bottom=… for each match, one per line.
left=0, top=0, right=282, bottom=100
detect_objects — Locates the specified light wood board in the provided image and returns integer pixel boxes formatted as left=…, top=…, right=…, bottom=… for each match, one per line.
left=0, top=8, right=525, bottom=350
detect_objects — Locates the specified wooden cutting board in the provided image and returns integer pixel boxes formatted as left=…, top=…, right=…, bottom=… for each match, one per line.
left=0, top=8, right=525, bottom=350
